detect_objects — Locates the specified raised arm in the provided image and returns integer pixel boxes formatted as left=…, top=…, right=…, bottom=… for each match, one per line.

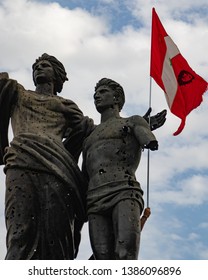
left=0, top=72, right=18, bottom=164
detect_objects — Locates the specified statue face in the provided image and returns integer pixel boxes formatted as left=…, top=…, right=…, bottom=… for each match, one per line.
left=94, top=85, right=116, bottom=113
left=33, top=60, right=55, bottom=85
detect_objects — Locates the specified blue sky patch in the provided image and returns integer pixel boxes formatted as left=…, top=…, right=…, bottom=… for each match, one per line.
left=37, top=0, right=142, bottom=32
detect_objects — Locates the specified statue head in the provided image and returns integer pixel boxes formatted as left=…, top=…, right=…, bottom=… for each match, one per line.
left=95, top=78, right=125, bottom=111
left=32, top=53, right=68, bottom=93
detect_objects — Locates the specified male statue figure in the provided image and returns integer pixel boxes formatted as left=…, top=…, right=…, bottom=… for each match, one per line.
left=82, top=78, right=158, bottom=260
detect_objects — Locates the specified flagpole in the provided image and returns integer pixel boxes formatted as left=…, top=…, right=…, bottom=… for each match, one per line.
left=147, top=76, right=152, bottom=208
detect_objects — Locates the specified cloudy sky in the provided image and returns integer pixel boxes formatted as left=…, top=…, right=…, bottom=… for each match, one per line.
left=0, top=0, right=208, bottom=260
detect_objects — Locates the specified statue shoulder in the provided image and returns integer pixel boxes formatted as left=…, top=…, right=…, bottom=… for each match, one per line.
left=128, top=115, right=149, bottom=127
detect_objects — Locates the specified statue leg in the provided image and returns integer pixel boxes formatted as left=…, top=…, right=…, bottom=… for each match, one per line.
left=5, top=169, right=39, bottom=259
left=5, top=169, right=75, bottom=259
left=88, top=213, right=115, bottom=259
left=112, top=199, right=141, bottom=260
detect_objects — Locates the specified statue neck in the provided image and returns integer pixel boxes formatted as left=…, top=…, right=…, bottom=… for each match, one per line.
left=100, top=107, right=120, bottom=123
left=35, top=82, right=55, bottom=95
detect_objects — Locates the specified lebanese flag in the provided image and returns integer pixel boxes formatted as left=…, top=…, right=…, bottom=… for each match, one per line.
left=150, top=8, right=208, bottom=135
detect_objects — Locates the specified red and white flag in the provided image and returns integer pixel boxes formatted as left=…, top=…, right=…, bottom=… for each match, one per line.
left=150, top=7, right=208, bottom=135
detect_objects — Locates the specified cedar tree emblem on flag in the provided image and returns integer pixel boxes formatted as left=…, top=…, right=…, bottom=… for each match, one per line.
left=150, top=8, right=208, bottom=135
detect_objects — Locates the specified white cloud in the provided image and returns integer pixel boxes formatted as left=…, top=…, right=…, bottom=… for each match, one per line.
left=199, top=222, right=208, bottom=229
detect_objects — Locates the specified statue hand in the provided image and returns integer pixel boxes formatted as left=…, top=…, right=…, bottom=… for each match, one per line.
left=143, top=207, right=151, bottom=218
left=145, top=140, right=158, bottom=151
left=0, top=72, right=9, bottom=79
left=143, top=107, right=167, bottom=131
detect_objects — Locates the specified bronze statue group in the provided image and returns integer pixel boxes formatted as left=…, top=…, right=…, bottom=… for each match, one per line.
left=0, top=54, right=166, bottom=260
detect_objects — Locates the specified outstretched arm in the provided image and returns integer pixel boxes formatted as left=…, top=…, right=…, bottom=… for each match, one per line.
left=143, top=107, right=167, bottom=131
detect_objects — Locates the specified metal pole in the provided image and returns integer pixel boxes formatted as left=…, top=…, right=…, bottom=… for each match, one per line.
left=146, top=76, right=152, bottom=208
